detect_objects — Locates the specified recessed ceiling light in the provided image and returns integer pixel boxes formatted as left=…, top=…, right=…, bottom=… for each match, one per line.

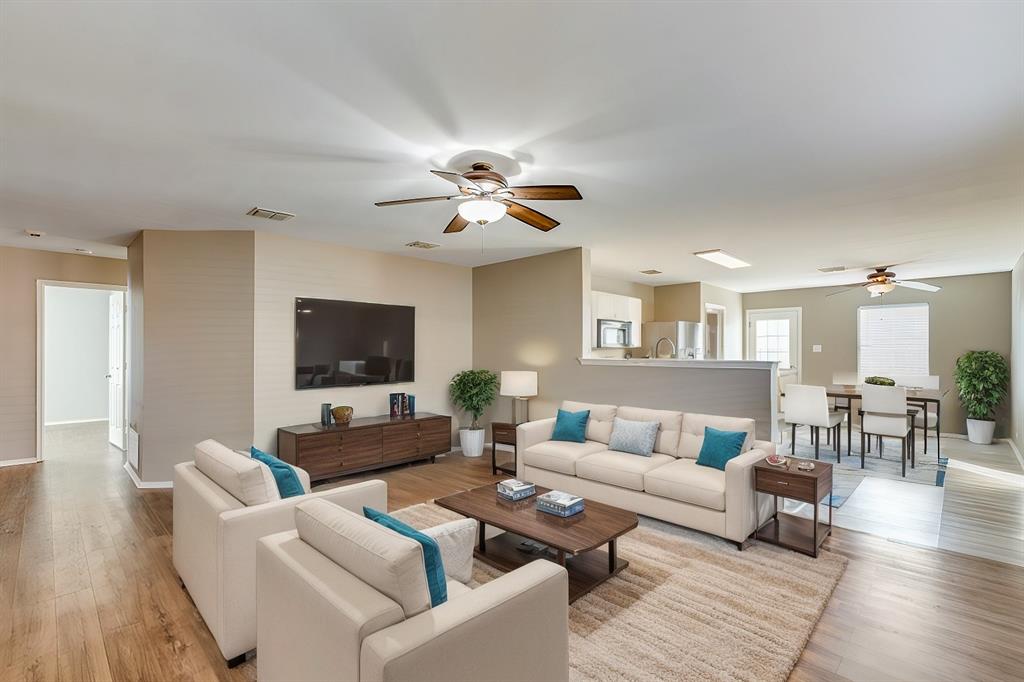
left=74, top=248, right=94, bottom=254
left=640, top=269, right=662, bottom=275
left=246, top=207, right=295, bottom=221
left=405, top=241, right=440, bottom=249
left=24, top=229, right=45, bottom=238
left=694, top=249, right=750, bottom=269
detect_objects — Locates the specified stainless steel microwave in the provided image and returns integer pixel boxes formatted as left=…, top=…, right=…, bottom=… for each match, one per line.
left=596, top=318, right=632, bottom=348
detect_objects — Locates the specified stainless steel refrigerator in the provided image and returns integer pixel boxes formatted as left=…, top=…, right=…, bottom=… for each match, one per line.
left=642, top=321, right=704, bottom=359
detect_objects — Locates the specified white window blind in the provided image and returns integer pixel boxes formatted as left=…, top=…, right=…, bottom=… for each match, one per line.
left=857, top=303, right=929, bottom=377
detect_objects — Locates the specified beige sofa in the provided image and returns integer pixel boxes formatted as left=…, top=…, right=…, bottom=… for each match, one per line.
left=516, top=401, right=775, bottom=546
left=257, top=499, right=569, bottom=682
left=172, top=439, right=389, bottom=665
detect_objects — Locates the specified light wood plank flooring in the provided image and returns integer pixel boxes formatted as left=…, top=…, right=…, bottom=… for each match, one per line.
left=1, top=423, right=1021, bottom=681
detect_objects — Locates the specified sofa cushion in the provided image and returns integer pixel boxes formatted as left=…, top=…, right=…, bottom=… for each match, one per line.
left=608, top=417, right=660, bottom=456
left=575, top=451, right=675, bottom=491
left=616, top=406, right=683, bottom=456
left=551, top=409, right=589, bottom=443
left=522, top=440, right=607, bottom=475
left=643, top=458, right=727, bottom=511
left=195, top=439, right=279, bottom=506
left=295, top=499, right=431, bottom=618
left=561, top=401, right=617, bottom=444
left=677, top=414, right=755, bottom=459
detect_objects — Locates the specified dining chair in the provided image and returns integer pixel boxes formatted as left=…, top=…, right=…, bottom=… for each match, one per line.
left=858, top=384, right=915, bottom=477
left=784, top=384, right=847, bottom=461
left=893, top=375, right=941, bottom=460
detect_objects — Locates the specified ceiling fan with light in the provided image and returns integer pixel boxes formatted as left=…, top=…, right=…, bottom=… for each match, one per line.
left=826, top=266, right=942, bottom=298
left=374, top=162, right=581, bottom=234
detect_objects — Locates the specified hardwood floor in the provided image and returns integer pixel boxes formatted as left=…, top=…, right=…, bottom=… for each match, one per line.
left=1, top=423, right=1022, bottom=681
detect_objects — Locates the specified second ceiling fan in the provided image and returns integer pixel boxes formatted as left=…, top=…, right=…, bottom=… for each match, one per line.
left=374, top=162, right=581, bottom=234
left=826, top=266, right=942, bottom=297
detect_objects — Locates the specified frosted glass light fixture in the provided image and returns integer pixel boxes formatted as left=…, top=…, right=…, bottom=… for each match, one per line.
left=866, top=281, right=896, bottom=295
left=458, top=198, right=507, bottom=225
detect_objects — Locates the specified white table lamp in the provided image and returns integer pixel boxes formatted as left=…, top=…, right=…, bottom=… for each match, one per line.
left=500, top=371, right=538, bottom=424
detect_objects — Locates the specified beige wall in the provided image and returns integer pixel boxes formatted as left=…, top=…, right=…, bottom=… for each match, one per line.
left=131, top=230, right=255, bottom=482
left=0, top=246, right=126, bottom=465
left=1011, top=252, right=1023, bottom=453
left=252, top=232, right=473, bottom=451
left=743, top=271, right=1013, bottom=436
left=474, top=248, right=774, bottom=439
left=653, top=282, right=701, bottom=322
left=127, top=233, right=144, bottom=439
left=701, top=282, right=744, bottom=361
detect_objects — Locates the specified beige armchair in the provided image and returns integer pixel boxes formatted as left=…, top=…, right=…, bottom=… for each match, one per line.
left=257, top=499, right=569, bottom=682
left=172, top=439, right=389, bottom=666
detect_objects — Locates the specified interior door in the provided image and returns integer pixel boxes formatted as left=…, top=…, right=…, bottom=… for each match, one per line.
left=108, top=291, right=125, bottom=450
left=746, top=308, right=800, bottom=378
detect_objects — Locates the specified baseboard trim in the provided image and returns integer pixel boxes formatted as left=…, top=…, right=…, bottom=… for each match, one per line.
left=44, top=418, right=108, bottom=426
left=123, top=461, right=172, bottom=489
left=1005, top=438, right=1024, bottom=469
left=0, top=457, right=39, bottom=468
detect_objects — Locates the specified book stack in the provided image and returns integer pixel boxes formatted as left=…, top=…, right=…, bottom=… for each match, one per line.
left=536, top=490, right=585, bottom=517
left=497, top=479, right=536, bottom=501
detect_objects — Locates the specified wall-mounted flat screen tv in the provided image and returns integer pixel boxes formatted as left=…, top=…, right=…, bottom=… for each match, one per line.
left=295, top=297, right=414, bottom=389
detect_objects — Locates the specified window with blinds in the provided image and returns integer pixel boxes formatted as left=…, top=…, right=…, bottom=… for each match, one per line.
left=857, top=303, right=929, bottom=377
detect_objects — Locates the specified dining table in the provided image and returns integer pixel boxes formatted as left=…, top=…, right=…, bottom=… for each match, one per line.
left=824, top=384, right=950, bottom=459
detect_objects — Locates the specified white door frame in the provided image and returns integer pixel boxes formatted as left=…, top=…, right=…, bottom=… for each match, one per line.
left=704, top=303, right=726, bottom=360
left=745, top=306, right=803, bottom=382
left=36, top=280, right=128, bottom=461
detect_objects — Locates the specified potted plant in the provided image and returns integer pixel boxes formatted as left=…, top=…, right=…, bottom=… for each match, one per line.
left=953, top=350, right=1010, bottom=445
left=449, top=369, right=499, bottom=457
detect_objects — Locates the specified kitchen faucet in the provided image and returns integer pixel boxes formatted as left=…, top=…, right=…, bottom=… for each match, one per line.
left=653, top=336, right=676, bottom=359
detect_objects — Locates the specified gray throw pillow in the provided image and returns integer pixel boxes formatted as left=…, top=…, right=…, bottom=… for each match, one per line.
left=608, top=417, right=660, bottom=457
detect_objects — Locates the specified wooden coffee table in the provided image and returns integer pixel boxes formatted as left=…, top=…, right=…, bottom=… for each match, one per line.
left=434, top=484, right=638, bottom=603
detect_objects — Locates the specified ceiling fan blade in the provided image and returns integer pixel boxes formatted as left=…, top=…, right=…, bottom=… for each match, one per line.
left=506, top=185, right=582, bottom=201
left=825, top=284, right=865, bottom=297
left=375, top=195, right=461, bottom=207
left=430, top=170, right=483, bottom=193
left=502, top=200, right=560, bottom=231
left=443, top=214, right=470, bottom=234
left=894, top=280, right=941, bottom=293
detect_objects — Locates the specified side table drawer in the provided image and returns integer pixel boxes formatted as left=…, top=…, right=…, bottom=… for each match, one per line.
left=492, top=425, right=517, bottom=444
left=756, top=469, right=815, bottom=501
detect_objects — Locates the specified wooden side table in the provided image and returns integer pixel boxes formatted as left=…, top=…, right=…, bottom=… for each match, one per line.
left=491, top=422, right=517, bottom=476
left=753, top=457, right=833, bottom=557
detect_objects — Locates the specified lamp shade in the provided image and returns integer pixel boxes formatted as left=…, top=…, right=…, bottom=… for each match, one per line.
left=500, top=371, right=537, bottom=398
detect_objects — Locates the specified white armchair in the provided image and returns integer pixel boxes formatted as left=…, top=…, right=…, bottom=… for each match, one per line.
left=172, top=440, right=388, bottom=666
left=257, top=499, right=569, bottom=682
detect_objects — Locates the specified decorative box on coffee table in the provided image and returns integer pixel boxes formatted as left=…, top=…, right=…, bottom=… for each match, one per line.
left=753, top=457, right=833, bottom=558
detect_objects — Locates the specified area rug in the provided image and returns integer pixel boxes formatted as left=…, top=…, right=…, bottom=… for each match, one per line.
left=392, top=503, right=847, bottom=682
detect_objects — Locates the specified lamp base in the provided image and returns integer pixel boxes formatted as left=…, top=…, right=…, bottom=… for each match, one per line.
left=512, top=397, right=530, bottom=425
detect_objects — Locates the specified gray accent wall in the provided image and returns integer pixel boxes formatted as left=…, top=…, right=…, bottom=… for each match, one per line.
left=1011, top=252, right=1023, bottom=453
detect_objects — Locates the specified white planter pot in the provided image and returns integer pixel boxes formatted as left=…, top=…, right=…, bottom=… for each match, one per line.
left=966, top=419, right=995, bottom=445
left=459, top=428, right=485, bottom=457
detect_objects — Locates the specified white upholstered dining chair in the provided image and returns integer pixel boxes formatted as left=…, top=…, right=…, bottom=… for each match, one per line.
left=784, top=384, right=847, bottom=461
left=859, top=384, right=915, bottom=476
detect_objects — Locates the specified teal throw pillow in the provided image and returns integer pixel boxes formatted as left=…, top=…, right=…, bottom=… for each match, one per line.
left=250, top=447, right=305, bottom=498
left=695, top=427, right=747, bottom=470
left=363, top=507, right=447, bottom=607
left=608, top=417, right=660, bottom=456
left=551, top=409, right=590, bottom=443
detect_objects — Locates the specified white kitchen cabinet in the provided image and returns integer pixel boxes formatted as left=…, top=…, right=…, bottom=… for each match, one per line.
left=591, top=291, right=643, bottom=348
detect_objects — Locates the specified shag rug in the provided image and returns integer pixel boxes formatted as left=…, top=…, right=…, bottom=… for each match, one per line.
left=391, top=503, right=847, bottom=682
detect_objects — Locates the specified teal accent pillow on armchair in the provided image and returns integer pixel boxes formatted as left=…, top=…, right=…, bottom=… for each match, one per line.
left=695, top=427, right=747, bottom=470
left=363, top=507, right=448, bottom=607
left=250, top=447, right=305, bottom=498
left=551, top=409, right=590, bottom=443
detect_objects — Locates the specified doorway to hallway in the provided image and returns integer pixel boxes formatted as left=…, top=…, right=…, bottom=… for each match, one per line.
left=37, top=281, right=127, bottom=460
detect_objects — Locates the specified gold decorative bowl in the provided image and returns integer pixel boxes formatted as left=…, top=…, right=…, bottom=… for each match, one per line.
left=331, top=406, right=353, bottom=424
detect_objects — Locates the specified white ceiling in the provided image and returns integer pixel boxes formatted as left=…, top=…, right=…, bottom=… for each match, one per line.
left=1, top=1, right=1022, bottom=292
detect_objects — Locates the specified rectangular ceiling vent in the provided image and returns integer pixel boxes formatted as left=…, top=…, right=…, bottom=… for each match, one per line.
left=405, top=241, right=440, bottom=249
left=817, top=265, right=846, bottom=273
left=246, top=207, right=295, bottom=221
left=640, top=269, right=662, bottom=275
